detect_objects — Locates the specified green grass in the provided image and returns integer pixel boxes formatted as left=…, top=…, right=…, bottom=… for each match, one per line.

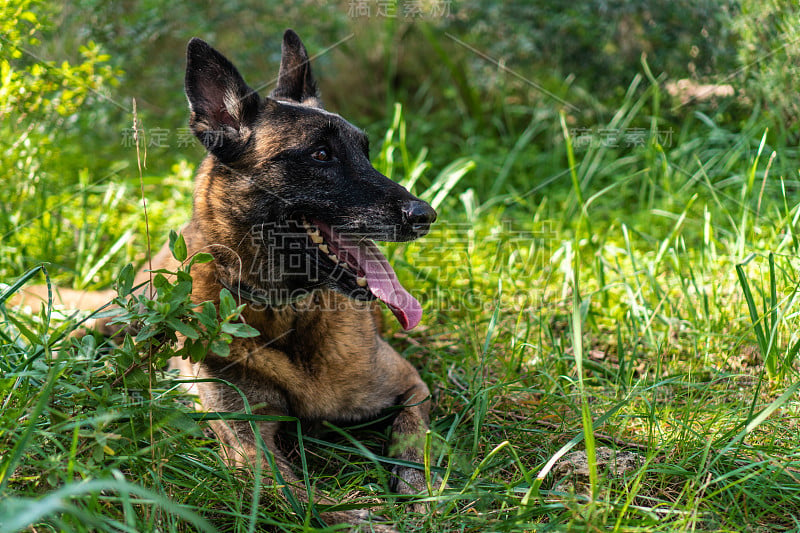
left=4, top=4, right=800, bottom=532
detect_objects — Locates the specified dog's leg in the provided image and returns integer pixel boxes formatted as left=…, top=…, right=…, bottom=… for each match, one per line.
left=389, top=382, right=431, bottom=508
left=176, top=363, right=373, bottom=526
left=205, top=408, right=399, bottom=531
left=382, top=350, right=432, bottom=513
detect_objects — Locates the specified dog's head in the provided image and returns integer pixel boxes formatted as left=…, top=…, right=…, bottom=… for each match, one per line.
left=184, top=30, right=435, bottom=329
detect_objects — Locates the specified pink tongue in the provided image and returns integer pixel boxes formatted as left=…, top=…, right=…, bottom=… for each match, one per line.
left=334, top=232, right=423, bottom=330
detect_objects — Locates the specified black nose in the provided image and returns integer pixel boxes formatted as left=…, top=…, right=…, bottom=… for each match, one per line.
left=403, top=200, right=437, bottom=226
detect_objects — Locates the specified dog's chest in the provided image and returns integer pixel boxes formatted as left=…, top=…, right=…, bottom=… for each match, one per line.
left=224, top=304, right=401, bottom=421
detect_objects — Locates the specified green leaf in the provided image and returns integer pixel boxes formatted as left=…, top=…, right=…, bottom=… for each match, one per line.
left=77, top=334, right=97, bottom=359
left=153, top=301, right=172, bottom=316
left=169, top=230, right=187, bottom=262
left=152, top=273, right=170, bottom=290
left=221, top=321, right=260, bottom=339
left=189, top=252, right=214, bottom=267
left=186, top=339, right=208, bottom=362
left=219, top=288, right=236, bottom=318
left=196, top=301, right=219, bottom=329
left=210, top=339, right=230, bottom=357
left=123, top=367, right=150, bottom=389
left=135, top=324, right=159, bottom=343
left=170, top=279, right=192, bottom=303
left=166, top=318, right=200, bottom=340
left=735, top=261, right=770, bottom=375
left=116, top=263, right=135, bottom=297
left=121, top=333, right=136, bottom=356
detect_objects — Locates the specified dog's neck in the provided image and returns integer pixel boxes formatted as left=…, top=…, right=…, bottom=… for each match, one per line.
left=217, top=275, right=310, bottom=309
left=229, top=285, right=380, bottom=357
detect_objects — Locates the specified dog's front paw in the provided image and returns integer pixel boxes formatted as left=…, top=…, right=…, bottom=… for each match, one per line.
left=390, top=464, right=430, bottom=514
left=322, top=510, right=399, bottom=533
left=352, top=521, right=399, bottom=533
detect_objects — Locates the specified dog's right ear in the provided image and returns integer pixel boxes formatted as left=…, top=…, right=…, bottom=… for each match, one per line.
left=270, top=29, right=319, bottom=104
left=185, top=38, right=261, bottom=163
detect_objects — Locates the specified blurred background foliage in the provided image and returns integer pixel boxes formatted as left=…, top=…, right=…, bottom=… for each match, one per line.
left=1, top=0, right=799, bottom=283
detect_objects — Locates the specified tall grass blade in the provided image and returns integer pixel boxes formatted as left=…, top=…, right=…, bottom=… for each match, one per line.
left=422, top=157, right=475, bottom=211
left=570, top=244, right=597, bottom=498
left=735, top=257, right=772, bottom=377
left=0, top=265, right=47, bottom=305
left=0, top=479, right=215, bottom=532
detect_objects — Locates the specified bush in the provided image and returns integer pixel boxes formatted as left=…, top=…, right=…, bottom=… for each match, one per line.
left=0, top=0, right=122, bottom=280
left=732, top=0, right=800, bottom=138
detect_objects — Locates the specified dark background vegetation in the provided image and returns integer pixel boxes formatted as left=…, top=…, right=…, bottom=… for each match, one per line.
left=13, top=2, right=799, bottom=177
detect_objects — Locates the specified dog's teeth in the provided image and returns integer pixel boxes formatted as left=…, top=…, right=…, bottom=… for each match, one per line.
left=328, top=254, right=339, bottom=263
left=357, top=276, right=367, bottom=287
left=318, top=244, right=329, bottom=254
left=310, top=232, right=324, bottom=244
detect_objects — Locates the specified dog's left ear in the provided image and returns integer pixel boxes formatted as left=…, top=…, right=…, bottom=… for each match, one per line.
left=270, top=29, right=319, bottom=104
left=185, top=38, right=261, bottom=163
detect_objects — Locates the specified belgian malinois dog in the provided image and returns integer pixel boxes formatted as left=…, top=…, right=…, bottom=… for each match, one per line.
left=18, top=30, right=437, bottom=530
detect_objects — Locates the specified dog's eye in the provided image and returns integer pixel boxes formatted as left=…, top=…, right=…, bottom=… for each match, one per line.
left=310, top=149, right=331, bottom=162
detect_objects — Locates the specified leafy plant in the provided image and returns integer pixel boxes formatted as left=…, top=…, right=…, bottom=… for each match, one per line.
left=0, top=235, right=267, bottom=531
left=107, top=230, right=259, bottom=386
left=0, top=0, right=123, bottom=282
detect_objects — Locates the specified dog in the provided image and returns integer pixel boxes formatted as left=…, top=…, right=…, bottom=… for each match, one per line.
left=16, top=30, right=437, bottom=530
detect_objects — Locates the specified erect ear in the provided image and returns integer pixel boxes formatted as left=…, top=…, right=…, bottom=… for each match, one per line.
left=270, top=29, right=319, bottom=104
left=185, top=38, right=261, bottom=162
